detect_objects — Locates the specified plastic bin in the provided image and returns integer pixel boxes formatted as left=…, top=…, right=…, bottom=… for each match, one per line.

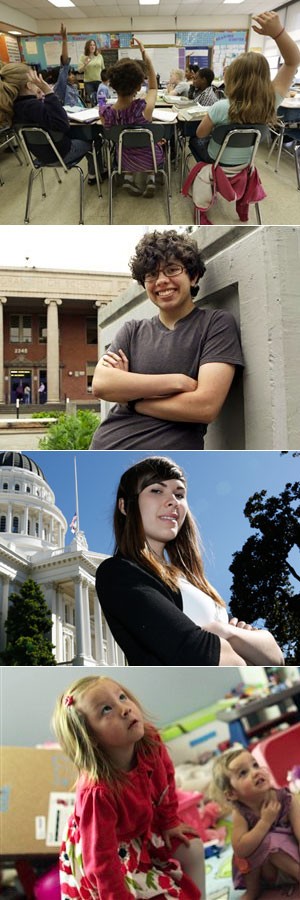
left=252, top=722, right=300, bottom=787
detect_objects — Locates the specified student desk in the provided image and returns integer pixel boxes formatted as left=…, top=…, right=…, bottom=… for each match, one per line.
left=216, top=682, right=300, bottom=747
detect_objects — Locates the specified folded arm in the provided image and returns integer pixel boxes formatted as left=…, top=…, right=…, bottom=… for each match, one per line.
left=196, top=113, right=215, bottom=139
left=91, top=350, right=198, bottom=403
left=135, top=361, right=235, bottom=424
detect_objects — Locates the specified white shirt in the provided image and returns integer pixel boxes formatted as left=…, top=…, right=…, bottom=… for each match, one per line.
left=179, top=577, right=228, bottom=626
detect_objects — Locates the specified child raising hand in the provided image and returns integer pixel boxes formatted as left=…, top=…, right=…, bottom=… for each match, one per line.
left=211, top=748, right=300, bottom=900
left=53, top=676, right=205, bottom=899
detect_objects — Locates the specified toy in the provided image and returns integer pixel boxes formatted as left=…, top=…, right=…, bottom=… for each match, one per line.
left=34, top=864, right=61, bottom=900
left=177, top=790, right=226, bottom=845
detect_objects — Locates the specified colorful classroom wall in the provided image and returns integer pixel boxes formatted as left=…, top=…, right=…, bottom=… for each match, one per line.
left=19, top=29, right=247, bottom=78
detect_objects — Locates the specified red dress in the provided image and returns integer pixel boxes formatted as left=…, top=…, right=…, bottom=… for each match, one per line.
left=59, top=734, right=200, bottom=900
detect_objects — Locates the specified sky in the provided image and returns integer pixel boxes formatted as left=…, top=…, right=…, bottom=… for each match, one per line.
left=0, top=226, right=177, bottom=273
left=21, top=449, right=299, bottom=615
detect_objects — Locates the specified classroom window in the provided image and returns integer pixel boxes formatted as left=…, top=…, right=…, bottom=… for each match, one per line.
left=0, top=515, right=6, bottom=532
left=12, top=516, right=19, bottom=533
left=86, top=362, right=95, bottom=392
left=10, top=315, right=32, bottom=343
left=86, top=317, right=98, bottom=344
left=39, top=316, right=47, bottom=343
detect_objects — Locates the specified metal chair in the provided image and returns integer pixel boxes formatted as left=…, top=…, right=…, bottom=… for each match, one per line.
left=103, top=123, right=171, bottom=224
left=0, top=126, right=24, bottom=185
left=194, top=122, right=268, bottom=224
left=265, top=106, right=300, bottom=190
left=18, top=126, right=102, bottom=224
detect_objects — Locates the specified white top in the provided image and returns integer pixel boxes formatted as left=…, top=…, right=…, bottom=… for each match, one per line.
left=179, top=577, right=228, bottom=626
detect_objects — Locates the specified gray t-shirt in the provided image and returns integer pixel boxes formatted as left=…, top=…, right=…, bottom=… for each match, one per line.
left=90, top=306, right=244, bottom=450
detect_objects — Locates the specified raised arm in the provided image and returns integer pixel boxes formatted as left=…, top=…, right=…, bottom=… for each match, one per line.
left=130, top=35, right=157, bottom=119
left=60, top=22, right=68, bottom=66
left=135, top=361, right=235, bottom=424
left=91, top=350, right=198, bottom=403
left=252, top=11, right=300, bottom=98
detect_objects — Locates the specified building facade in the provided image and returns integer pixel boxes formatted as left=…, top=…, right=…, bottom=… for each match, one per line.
left=0, top=268, right=131, bottom=406
left=0, top=452, right=124, bottom=666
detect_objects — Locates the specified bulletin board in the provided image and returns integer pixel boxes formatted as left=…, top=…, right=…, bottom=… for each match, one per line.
left=118, top=46, right=180, bottom=81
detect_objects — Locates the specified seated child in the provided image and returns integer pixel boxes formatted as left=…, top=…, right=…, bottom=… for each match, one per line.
left=98, top=35, right=163, bottom=197
left=211, top=748, right=300, bottom=900
left=96, top=68, right=115, bottom=102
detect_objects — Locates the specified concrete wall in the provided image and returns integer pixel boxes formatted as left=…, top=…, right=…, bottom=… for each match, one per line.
left=98, top=225, right=300, bottom=450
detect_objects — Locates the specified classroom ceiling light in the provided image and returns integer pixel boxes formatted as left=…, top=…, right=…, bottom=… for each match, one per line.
left=8, top=30, right=22, bottom=33
left=139, top=0, right=160, bottom=5
left=223, top=0, right=245, bottom=4
left=47, top=0, right=75, bottom=6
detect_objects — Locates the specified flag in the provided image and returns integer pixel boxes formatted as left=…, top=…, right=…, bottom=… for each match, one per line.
left=69, top=514, right=77, bottom=534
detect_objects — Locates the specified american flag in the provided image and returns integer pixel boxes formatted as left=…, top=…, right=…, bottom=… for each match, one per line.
left=69, top=514, right=78, bottom=534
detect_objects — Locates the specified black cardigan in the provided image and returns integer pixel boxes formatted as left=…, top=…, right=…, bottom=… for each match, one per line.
left=96, top=554, right=221, bottom=666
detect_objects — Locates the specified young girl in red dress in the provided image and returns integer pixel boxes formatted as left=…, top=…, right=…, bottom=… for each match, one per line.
left=53, top=675, right=205, bottom=900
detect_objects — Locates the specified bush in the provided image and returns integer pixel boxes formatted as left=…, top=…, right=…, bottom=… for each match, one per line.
left=32, top=411, right=59, bottom=419
left=38, top=409, right=100, bottom=449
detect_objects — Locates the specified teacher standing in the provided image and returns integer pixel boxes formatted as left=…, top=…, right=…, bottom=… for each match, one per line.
left=78, top=39, right=104, bottom=101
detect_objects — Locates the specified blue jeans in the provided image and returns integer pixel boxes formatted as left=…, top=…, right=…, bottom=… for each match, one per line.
left=64, top=139, right=95, bottom=175
left=189, top=136, right=214, bottom=164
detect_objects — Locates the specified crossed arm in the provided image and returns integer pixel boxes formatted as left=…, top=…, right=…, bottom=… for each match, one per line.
left=202, top=619, right=284, bottom=665
left=91, top=348, right=235, bottom=424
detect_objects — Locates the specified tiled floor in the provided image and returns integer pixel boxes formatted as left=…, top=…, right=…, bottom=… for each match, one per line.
left=0, top=142, right=299, bottom=225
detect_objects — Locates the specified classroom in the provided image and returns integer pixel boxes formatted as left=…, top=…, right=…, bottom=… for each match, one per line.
left=0, top=0, right=299, bottom=224
left=1, top=665, right=300, bottom=896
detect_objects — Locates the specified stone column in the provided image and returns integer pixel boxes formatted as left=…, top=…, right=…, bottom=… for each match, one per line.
left=73, top=575, right=96, bottom=665
left=0, top=297, right=7, bottom=404
left=6, top=504, right=12, bottom=533
left=23, top=505, right=29, bottom=536
left=0, top=575, right=10, bottom=652
left=44, top=582, right=57, bottom=656
left=44, top=298, right=62, bottom=403
left=93, top=591, right=107, bottom=665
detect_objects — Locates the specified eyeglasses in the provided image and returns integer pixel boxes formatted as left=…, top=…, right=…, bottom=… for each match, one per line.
left=144, top=264, right=184, bottom=284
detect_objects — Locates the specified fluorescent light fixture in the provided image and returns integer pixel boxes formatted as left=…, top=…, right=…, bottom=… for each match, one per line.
left=139, top=0, right=160, bottom=5
left=47, top=0, right=75, bottom=6
left=223, top=0, right=245, bottom=4
left=8, top=30, right=22, bottom=33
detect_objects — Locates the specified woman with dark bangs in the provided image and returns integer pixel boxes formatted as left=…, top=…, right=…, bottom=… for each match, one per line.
left=90, top=229, right=244, bottom=450
left=190, top=10, right=300, bottom=164
left=96, top=456, right=284, bottom=667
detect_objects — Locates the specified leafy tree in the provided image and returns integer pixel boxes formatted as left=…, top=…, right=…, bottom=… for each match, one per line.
left=1, top=578, right=56, bottom=665
left=229, top=482, right=300, bottom=663
left=39, top=409, right=100, bottom=450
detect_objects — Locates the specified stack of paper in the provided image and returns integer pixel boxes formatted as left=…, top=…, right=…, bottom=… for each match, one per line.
left=153, top=108, right=178, bottom=123
left=66, top=107, right=100, bottom=123
left=177, top=105, right=211, bottom=121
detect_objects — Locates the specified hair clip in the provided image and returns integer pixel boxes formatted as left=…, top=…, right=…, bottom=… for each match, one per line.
left=64, top=694, right=75, bottom=707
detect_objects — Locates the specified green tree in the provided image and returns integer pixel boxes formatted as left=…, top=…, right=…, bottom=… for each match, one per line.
left=1, top=578, right=56, bottom=666
left=229, top=482, right=300, bottom=662
left=39, top=409, right=100, bottom=450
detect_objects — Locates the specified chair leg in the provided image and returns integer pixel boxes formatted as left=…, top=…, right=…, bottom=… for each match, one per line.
left=24, top=169, right=36, bottom=223
left=294, top=144, right=300, bottom=190
left=75, top=165, right=84, bottom=225
left=92, top=141, right=103, bottom=198
left=161, top=171, right=171, bottom=223
left=109, top=171, right=117, bottom=225
left=53, top=167, right=63, bottom=184
left=40, top=169, right=46, bottom=197
left=255, top=202, right=262, bottom=225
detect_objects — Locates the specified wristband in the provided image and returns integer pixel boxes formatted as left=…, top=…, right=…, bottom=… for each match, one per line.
left=274, top=27, right=285, bottom=39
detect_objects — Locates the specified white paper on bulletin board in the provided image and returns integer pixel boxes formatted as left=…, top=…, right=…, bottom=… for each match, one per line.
left=44, top=39, right=86, bottom=66
left=118, top=46, right=179, bottom=81
left=25, top=40, right=37, bottom=54
left=135, top=32, right=175, bottom=45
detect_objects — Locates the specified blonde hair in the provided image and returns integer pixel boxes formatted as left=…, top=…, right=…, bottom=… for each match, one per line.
left=170, top=68, right=185, bottom=83
left=52, top=676, right=157, bottom=788
left=225, top=52, right=277, bottom=126
left=0, top=62, right=31, bottom=127
left=210, top=748, right=246, bottom=807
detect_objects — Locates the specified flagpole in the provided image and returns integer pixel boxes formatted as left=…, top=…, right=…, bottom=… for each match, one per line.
left=74, top=456, right=80, bottom=534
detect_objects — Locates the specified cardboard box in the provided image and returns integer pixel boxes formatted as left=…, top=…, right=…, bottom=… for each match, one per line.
left=1, top=747, right=76, bottom=855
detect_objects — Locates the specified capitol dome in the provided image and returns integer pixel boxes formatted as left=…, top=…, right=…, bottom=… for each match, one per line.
left=0, top=452, right=67, bottom=555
